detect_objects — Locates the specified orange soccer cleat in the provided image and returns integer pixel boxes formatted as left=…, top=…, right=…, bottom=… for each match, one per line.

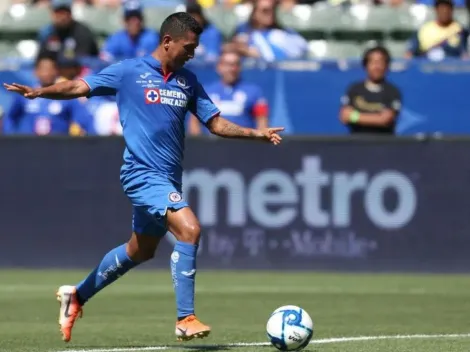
left=56, top=285, right=83, bottom=342
left=175, top=315, right=211, bottom=341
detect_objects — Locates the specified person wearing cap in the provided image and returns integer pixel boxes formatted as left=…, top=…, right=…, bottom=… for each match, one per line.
left=405, top=0, right=468, bottom=61
left=38, top=0, right=99, bottom=60
left=100, top=1, right=159, bottom=62
left=186, top=3, right=223, bottom=62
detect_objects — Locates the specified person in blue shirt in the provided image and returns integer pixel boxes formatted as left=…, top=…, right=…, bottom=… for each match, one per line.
left=4, top=12, right=283, bottom=343
left=228, top=0, right=307, bottom=62
left=405, top=0, right=468, bottom=61
left=186, top=3, right=224, bottom=62
left=3, top=54, right=94, bottom=136
left=100, top=0, right=160, bottom=62
left=189, top=50, right=269, bottom=134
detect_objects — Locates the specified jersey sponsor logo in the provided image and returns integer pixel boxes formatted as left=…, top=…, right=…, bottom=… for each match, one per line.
left=176, top=76, right=187, bottom=88
left=145, top=89, right=160, bottom=104
left=144, top=89, right=188, bottom=107
left=169, top=192, right=183, bottom=202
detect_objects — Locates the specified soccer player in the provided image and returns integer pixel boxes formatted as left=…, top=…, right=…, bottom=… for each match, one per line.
left=4, top=12, right=283, bottom=343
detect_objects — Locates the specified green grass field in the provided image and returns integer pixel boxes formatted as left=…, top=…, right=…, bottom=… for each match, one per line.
left=1, top=270, right=470, bottom=352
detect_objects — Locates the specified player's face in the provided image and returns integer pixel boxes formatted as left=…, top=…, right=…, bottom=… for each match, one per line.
left=125, top=16, right=143, bottom=37
left=436, top=4, right=453, bottom=25
left=366, top=51, right=387, bottom=82
left=52, top=8, right=73, bottom=29
left=165, top=31, right=199, bottom=70
left=217, top=53, right=241, bottom=85
left=35, top=59, right=59, bottom=87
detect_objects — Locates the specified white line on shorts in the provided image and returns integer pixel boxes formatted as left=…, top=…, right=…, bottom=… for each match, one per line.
left=54, top=333, right=470, bottom=352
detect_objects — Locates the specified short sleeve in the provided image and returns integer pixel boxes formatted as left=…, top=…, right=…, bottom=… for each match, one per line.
left=251, top=86, right=269, bottom=118
left=81, top=62, right=124, bottom=97
left=189, top=82, right=220, bottom=125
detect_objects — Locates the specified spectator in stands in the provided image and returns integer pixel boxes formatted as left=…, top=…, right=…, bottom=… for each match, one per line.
left=186, top=3, right=224, bottom=62
left=100, top=1, right=160, bottom=62
left=38, top=0, right=99, bottom=60
left=56, top=55, right=83, bottom=81
left=87, top=95, right=122, bottom=135
left=339, top=46, right=401, bottom=135
left=189, top=50, right=269, bottom=134
left=3, top=54, right=95, bottom=136
left=227, top=0, right=307, bottom=62
left=405, top=0, right=468, bottom=61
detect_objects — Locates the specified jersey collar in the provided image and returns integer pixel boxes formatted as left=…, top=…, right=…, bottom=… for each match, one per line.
left=144, top=55, right=174, bottom=82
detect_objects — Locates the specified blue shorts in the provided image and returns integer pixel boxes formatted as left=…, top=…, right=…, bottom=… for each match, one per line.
left=121, top=167, right=188, bottom=237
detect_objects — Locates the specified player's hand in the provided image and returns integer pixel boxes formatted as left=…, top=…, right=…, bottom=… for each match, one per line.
left=3, top=83, right=40, bottom=99
left=257, top=127, right=284, bottom=145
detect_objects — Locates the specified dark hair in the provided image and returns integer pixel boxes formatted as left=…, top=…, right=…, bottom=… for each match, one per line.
left=248, top=0, right=283, bottom=31
left=186, top=3, right=208, bottom=28
left=362, top=46, right=391, bottom=68
left=159, top=12, right=203, bottom=43
left=435, top=0, right=454, bottom=8
left=35, top=53, right=58, bottom=68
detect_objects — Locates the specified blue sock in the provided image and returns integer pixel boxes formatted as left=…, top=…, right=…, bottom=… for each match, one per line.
left=76, top=244, right=138, bottom=305
left=171, top=241, right=197, bottom=319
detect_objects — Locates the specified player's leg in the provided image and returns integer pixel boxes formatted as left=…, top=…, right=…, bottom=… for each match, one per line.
left=166, top=207, right=210, bottom=341
left=57, top=207, right=160, bottom=342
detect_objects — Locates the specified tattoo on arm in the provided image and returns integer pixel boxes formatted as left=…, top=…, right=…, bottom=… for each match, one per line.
left=218, top=119, right=257, bottom=138
left=209, top=116, right=259, bottom=138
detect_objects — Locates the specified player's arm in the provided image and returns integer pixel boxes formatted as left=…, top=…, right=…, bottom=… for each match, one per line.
left=207, top=115, right=283, bottom=145
left=4, top=61, right=123, bottom=101
left=188, top=114, right=202, bottom=135
left=190, top=82, right=283, bottom=145
left=3, top=80, right=90, bottom=100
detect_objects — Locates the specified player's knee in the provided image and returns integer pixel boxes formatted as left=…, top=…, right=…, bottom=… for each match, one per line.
left=177, top=222, right=201, bottom=245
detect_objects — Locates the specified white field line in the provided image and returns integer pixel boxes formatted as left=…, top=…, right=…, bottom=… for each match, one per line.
left=0, top=284, right=452, bottom=296
left=54, top=333, right=470, bottom=352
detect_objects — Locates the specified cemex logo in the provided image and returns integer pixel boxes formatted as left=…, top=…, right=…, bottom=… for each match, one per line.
left=145, top=89, right=160, bottom=104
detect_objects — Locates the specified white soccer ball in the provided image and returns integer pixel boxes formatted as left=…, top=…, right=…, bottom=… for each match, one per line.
left=266, top=305, right=314, bottom=351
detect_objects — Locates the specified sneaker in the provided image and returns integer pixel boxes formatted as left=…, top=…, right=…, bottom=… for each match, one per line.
left=175, top=315, right=211, bottom=341
left=56, top=285, right=83, bottom=342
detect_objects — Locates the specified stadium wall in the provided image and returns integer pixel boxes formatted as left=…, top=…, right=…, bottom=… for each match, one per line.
left=1, top=136, right=470, bottom=272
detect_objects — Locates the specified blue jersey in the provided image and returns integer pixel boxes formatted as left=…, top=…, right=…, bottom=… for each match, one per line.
left=204, top=80, right=268, bottom=131
left=234, top=24, right=307, bottom=62
left=3, top=94, right=95, bottom=136
left=82, top=56, right=220, bottom=185
left=101, top=29, right=160, bottom=62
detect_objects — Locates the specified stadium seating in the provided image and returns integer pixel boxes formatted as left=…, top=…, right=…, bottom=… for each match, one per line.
left=0, top=3, right=468, bottom=59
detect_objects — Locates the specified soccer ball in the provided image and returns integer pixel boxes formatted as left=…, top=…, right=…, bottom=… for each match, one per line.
left=266, top=305, right=314, bottom=351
